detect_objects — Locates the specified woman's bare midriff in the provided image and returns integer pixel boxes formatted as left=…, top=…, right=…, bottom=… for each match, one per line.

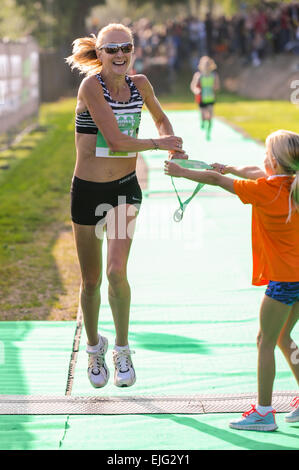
left=74, top=133, right=137, bottom=182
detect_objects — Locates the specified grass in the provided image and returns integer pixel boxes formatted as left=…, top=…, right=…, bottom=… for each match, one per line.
left=0, top=99, right=75, bottom=261
left=0, top=77, right=298, bottom=320
left=0, top=98, right=80, bottom=320
left=215, top=99, right=299, bottom=143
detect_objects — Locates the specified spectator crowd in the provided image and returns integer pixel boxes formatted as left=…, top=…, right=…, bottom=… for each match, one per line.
left=126, top=2, right=299, bottom=73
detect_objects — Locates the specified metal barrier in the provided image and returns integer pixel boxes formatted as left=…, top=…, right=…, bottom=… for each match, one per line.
left=0, top=37, right=39, bottom=149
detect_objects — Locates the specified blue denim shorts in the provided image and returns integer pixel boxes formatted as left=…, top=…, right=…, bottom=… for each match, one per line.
left=265, top=281, right=299, bottom=306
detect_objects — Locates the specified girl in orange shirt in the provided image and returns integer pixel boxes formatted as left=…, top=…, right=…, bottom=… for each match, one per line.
left=164, top=129, right=299, bottom=431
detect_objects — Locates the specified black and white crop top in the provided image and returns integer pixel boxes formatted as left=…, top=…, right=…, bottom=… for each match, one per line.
left=75, top=73, right=144, bottom=158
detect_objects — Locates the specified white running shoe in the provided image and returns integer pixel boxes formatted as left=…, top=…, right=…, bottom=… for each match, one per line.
left=86, top=335, right=110, bottom=388
left=285, top=397, right=299, bottom=423
left=112, top=346, right=136, bottom=387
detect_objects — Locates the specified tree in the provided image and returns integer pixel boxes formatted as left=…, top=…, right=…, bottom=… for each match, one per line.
left=13, top=0, right=105, bottom=48
left=0, top=0, right=31, bottom=40
left=131, top=0, right=203, bottom=13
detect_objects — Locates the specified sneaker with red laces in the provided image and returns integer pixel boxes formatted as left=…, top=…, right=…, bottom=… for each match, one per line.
left=285, top=397, right=299, bottom=423
left=229, top=405, right=278, bottom=431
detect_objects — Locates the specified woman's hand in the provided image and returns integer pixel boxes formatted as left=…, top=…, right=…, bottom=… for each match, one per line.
left=156, top=135, right=184, bottom=153
left=164, top=160, right=185, bottom=178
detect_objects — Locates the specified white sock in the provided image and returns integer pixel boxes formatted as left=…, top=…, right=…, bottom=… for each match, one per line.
left=256, top=405, right=273, bottom=415
left=86, top=334, right=101, bottom=353
left=114, top=344, right=129, bottom=352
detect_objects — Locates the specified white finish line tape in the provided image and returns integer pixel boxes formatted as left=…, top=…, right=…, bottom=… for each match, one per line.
left=0, top=391, right=295, bottom=415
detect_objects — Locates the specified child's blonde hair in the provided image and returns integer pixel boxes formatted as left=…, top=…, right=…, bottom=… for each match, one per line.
left=265, top=129, right=299, bottom=222
left=65, top=23, right=134, bottom=76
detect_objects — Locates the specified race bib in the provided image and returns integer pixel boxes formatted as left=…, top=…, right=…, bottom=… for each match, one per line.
left=96, top=113, right=141, bottom=158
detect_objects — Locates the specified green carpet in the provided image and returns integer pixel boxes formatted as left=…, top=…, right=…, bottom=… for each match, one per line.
left=0, top=111, right=298, bottom=450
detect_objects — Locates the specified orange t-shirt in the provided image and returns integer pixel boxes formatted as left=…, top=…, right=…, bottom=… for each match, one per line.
left=233, top=175, right=299, bottom=286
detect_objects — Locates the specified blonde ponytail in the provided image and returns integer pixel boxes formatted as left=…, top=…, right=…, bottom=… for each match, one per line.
left=287, top=172, right=299, bottom=223
left=65, top=34, right=102, bottom=76
left=266, top=130, right=299, bottom=223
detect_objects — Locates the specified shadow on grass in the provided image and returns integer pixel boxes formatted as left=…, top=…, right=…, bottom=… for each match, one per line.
left=0, top=219, right=76, bottom=321
left=131, top=331, right=211, bottom=354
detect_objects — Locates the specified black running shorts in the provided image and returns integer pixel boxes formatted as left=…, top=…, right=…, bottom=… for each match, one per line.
left=199, top=101, right=215, bottom=108
left=70, top=171, right=142, bottom=225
